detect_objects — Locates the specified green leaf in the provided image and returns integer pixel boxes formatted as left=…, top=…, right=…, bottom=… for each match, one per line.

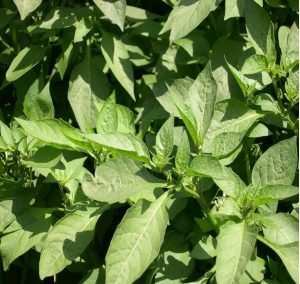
left=16, top=118, right=94, bottom=155
left=191, top=235, right=217, bottom=260
left=83, top=132, right=150, bottom=163
left=252, top=137, right=297, bottom=188
left=101, top=30, right=135, bottom=100
left=203, top=99, right=262, bottom=153
left=93, top=0, right=126, bottom=31
left=6, top=45, right=47, bottom=82
left=254, top=184, right=298, bottom=206
left=175, top=129, right=190, bottom=174
left=245, top=1, right=276, bottom=63
left=260, top=213, right=298, bottom=245
left=0, top=121, right=14, bottom=149
left=216, top=221, right=258, bottom=284
left=241, top=55, right=269, bottom=75
left=105, top=192, right=169, bottom=284
left=258, top=236, right=299, bottom=283
left=81, top=157, right=166, bottom=204
left=39, top=206, right=107, bottom=279
left=68, top=49, right=110, bottom=132
left=240, top=256, right=265, bottom=284
left=160, top=0, right=222, bottom=41
left=224, top=0, right=263, bottom=20
left=96, top=94, right=118, bottom=134
left=0, top=207, right=52, bottom=270
left=56, top=41, right=73, bottom=80
left=115, top=105, right=135, bottom=134
left=23, top=79, right=55, bottom=120
left=212, top=132, right=245, bottom=157
left=13, top=0, right=42, bottom=20
left=22, top=146, right=62, bottom=168
left=153, top=116, right=174, bottom=166
left=189, top=154, right=227, bottom=180
left=285, top=68, right=299, bottom=104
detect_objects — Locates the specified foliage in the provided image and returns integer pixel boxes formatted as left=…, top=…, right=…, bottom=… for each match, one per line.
left=0, top=0, right=298, bottom=283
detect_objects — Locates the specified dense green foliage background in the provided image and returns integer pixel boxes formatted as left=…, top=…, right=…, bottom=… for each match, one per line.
left=0, top=0, right=298, bottom=283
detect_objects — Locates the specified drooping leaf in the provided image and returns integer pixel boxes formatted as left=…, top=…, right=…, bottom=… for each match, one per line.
left=105, top=192, right=169, bottom=284
left=160, top=0, right=222, bottom=41
left=93, top=0, right=126, bottom=31
left=13, top=0, right=42, bottom=20
left=81, top=157, right=166, bottom=204
left=83, top=132, right=150, bottom=163
left=216, top=221, right=258, bottom=284
left=39, top=206, right=108, bottom=279
left=0, top=207, right=52, bottom=270
left=252, top=137, right=297, bottom=188
left=6, top=45, right=47, bottom=82
left=101, top=30, right=135, bottom=100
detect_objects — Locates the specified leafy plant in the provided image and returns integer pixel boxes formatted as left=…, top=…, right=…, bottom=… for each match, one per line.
left=0, top=0, right=298, bottom=283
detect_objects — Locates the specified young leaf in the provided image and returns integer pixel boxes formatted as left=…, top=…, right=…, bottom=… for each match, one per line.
left=101, top=30, right=135, bottom=100
left=254, top=184, right=298, bottom=206
left=23, top=80, right=55, bottom=120
left=81, top=157, right=166, bottom=204
left=153, top=116, right=174, bottom=167
left=93, top=0, right=126, bottom=31
left=105, top=192, right=169, bottom=284
left=160, top=0, right=222, bottom=41
left=216, top=221, right=258, bottom=284
left=83, top=132, right=150, bottom=163
left=252, top=137, right=297, bottom=188
left=241, top=54, right=269, bottom=75
left=175, top=129, right=190, bottom=174
left=245, top=1, right=276, bottom=64
left=189, top=154, right=227, bottom=180
left=203, top=99, right=262, bottom=153
left=13, top=0, right=42, bottom=20
left=6, top=45, right=47, bottom=82
left=68, top=49, right=110, bottom=132
left=96, top=94, right=118, bottom=134
left=39, top=206, right=108, bottom=279
left=0, top=207, right=52, bottom=270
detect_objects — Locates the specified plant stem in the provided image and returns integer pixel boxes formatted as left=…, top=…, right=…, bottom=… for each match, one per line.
left=196, top=182, right=219, bottom=234
left=243, top=140, right=252, bottom=184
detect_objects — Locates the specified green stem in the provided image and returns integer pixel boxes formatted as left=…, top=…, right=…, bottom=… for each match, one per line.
left=196, top=182, right=219, bottom=234
left=243, top=140, right=252, bottom=185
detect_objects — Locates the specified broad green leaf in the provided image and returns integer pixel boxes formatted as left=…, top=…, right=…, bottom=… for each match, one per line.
left=6, top=45, right=47, bottom=82
left=56, top=41, right=73, bottom=80
left=175, top=129, right=190, bottom=174
left=101, top=30, right=135, bottom=100
left=216, top=221, right=258, bottom=284
left=22, top=146, right=62, bottom=168
left=258, top=236, right=299, bottom=283
left=115, top=105, right=135, bottom=134
left=160, top=0, right=222, bottom=41
left=191, top=235, right=217, bottom=260
left=189, top=154, right=227, bottom=180
left=153, top=77, right=193, bottom=117
left=125, top=5, right=161, bottom=21
left=241, top=55, right=269, bottom=75
left=155, top=231, right=195, bottom=282
left=213, top=167, right=246, bottom=198
left=23, top=79, right=55, bottom=120
left=39, top=206, right=108, bottom=279
left=252, top=137, right=297, bottom=188
left=182, top=63, right=217, bottom=144
left=83, top=132, right=150, bottom=163
left=96, top=94, right=118, bottom=134
left=260, top=213, right=298, bottom=245
left=212, top=132, right=245, bottom=157
left=13, top=0, right=42, bottom=20
left=153, top=116, right=174, bottom=166
left=224, top=0, right=263, bottom=20
left=248, top=123, right=272, bottom=138
left=254, top=184, right=298, bottom=206
left=105, top=192, right=169, bottom=284
left=0, top=121, right=14, bottom=149
left=16, top=118, right=94, bottom=155
left=68, top=49, right=110, bottom=132
left=79, top=268, right=105, bottom=284
left=93, top=0, right=126, bottom=31
left=0, top=207, right=52, bottom=270
left=240, top=256, right=265, bottom=284
left=81, top=157, right=166, bottom=204
left=245, top=1, right=276, bottom=63
left=203, top=99, right=262, bottom=153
